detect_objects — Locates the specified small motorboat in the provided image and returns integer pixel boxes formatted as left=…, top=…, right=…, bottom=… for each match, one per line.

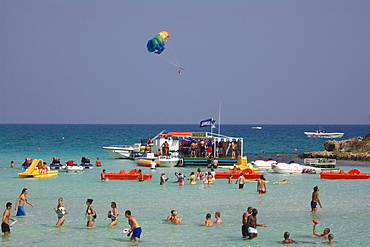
left=21, top=158, right=33, bottom=169
left=251, top=159, right=276, bottom=171
left=215, top=168, right=264, bottom=179
left=19, top=159, right=58, bottom=178
left=320, top=169, right=370, bottom=179
left=80, top=157, right=94, bottom=169
left=136, top=153, right=182, bottom=167
left=50, top=157, right=64, bottom=169
left=271, top=161, right=303, bottom=174
left=104, top=169, right=153, bottom=180
left=304, top=130, right=344, bottom=138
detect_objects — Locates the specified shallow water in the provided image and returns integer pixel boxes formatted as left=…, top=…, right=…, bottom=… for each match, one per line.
left=0, top=124, right=369, bottom=246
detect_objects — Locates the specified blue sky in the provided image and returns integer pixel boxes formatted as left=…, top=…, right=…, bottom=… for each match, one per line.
left=1, top=1, right=369, bottom=124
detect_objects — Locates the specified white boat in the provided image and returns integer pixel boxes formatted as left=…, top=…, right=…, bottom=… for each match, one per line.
left=271, top=161, right=303, bottom=174
left=251, top=159, right=276, bottom=170
left=304, top=130, right=344, bottom=138
left=103, top=144, right=141, bottom=159
left=137, top=152, right=182, bottom=167
left=252, top=127, right=262, bottom=130
left=60, top=165, right=84, bottom=172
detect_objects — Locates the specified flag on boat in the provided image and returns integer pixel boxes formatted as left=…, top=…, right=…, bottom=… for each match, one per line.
left=200, top=118, right=216, bottom=127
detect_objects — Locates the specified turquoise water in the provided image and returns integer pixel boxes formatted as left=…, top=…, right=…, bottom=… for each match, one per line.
left=1, top=124, right=369, bottom=246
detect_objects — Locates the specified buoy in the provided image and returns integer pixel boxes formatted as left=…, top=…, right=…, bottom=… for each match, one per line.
left=37, top=148, right=41, bottom=150
left=62, top=137, right=65, bottom=140
left=293, top=149, right=298, bottom=151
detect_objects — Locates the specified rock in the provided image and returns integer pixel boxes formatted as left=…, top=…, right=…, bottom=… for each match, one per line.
left=298, top=134, right=370, bottom=162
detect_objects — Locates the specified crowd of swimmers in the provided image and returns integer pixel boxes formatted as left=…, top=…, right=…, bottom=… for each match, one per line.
left=2, top=185, right=334, bottom=244
left=1, top=188, right=142, bottom=241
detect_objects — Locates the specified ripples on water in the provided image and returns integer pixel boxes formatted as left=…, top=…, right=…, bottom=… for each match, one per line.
left=0, top=124, right=369, bottom=246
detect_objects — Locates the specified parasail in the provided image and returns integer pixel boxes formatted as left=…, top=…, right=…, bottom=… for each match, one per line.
left=146, top=31, right=170, bottom=55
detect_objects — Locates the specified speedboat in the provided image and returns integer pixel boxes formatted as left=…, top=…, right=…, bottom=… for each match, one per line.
left=304, top=130, right=344, bottom=138
left=251, top=159, right=276, bottom=171
left=215, top=168, right=264, bottom=179
left=103, top=144, right=140, bottom=159
left=104, top=169, right=153, bottom=180
left=50, top=157, right=64, bottom=169
left=320, top=169, right=370, bottom=179
left=271, top=161, right=303, bottom=174
left=136, top=152, right=182, bottom=167
left=19, top=159, right=58, bottom=178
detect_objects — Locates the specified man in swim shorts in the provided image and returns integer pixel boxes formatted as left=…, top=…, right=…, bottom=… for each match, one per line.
left=241, top=206, right=253, bottom=238
left=15, top=188, right=33, bottom=216
left=125, top=210, right=142, bottom=241
left=2, top=202, right=16, bottom=236
left=236, top=173, right=245, bottom=189
left=311, top=186, right=322, bottom=212
left=246, top=208, right=266, bottom=239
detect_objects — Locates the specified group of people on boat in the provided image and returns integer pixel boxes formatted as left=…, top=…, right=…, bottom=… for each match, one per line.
left=179, top=139, right=240, bottom=158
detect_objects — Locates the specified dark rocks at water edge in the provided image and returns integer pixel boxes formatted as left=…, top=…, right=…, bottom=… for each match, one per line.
left=298, top=134, right=370, bottom=162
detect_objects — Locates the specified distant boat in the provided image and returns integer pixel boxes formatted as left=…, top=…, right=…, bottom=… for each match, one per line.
left=304, top=130, right=344, bottom=138
left=251, top=127, right=262, bottom=130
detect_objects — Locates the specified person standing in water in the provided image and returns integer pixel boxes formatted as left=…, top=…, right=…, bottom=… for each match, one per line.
left=242, top=206, right=253, bottom=238
left=108, top=202, right=118, bottom=226
left=15, top=188, right=34, bottom=216
left=54, top=198, right=68, bottom=226
left=246, top=208, right=266, bottom=239
left=125, top=210, right=142, bottom=241
left=236, top=173, right=246, bottom=189
left=85, top=199, right=96, bottom=227
left=311, top=186, right=322, bottom=212
left=95, top=158, right=102, bottom=167
left=257, top=175, right=267, bottom=193
left=2, top=202, right=16, bottom=236
left=205, top=213, right=214, bottom=226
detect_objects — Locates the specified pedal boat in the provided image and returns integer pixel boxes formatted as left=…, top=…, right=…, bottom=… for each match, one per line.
left=320, top=169, right=370, bottom=179
left=104, top=169, right=153, bottom=180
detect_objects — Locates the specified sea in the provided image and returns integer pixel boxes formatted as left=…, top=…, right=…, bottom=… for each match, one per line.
left=0, top=124, right=369, bottom=247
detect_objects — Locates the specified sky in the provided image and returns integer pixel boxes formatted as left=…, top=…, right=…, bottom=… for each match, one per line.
left=1, top=0, right=369, bottom=124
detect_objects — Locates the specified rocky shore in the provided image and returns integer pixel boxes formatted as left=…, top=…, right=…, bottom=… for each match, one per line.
left=298, top=134, right=370, bottom=162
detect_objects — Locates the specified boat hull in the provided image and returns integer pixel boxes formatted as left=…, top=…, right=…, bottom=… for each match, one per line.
left=104, top=169, right=153, bottom=180
left=215, top=169, right=264, bottom=179
left=103, top=146, right=134, bottom=159
left=271, top=163, right=303, bottom=174
left=304, top=132, right=344, bottom=138
left=320, top=169, right=370, bottom=179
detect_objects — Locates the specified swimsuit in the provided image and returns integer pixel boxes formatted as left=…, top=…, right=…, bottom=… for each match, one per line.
left=248, top=227, right=257, bottom=234
left=86, top=207, right=95, bottom=222
left=258, top=189, right=266, bottom=193
left=241, top=225, right=248, bottom=237
left=239, top=184, right=244, bottom=189
left=1, top=222, right=10, bottom=233
left=132, top=227, right=142, bottom=239
left=311, top=201, right=318, bottom=209
left=16, top=206, right=26, bottom=216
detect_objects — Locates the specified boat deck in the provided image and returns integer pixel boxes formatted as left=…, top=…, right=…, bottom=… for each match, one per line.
left=303, top=158, right=336, bottom=168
